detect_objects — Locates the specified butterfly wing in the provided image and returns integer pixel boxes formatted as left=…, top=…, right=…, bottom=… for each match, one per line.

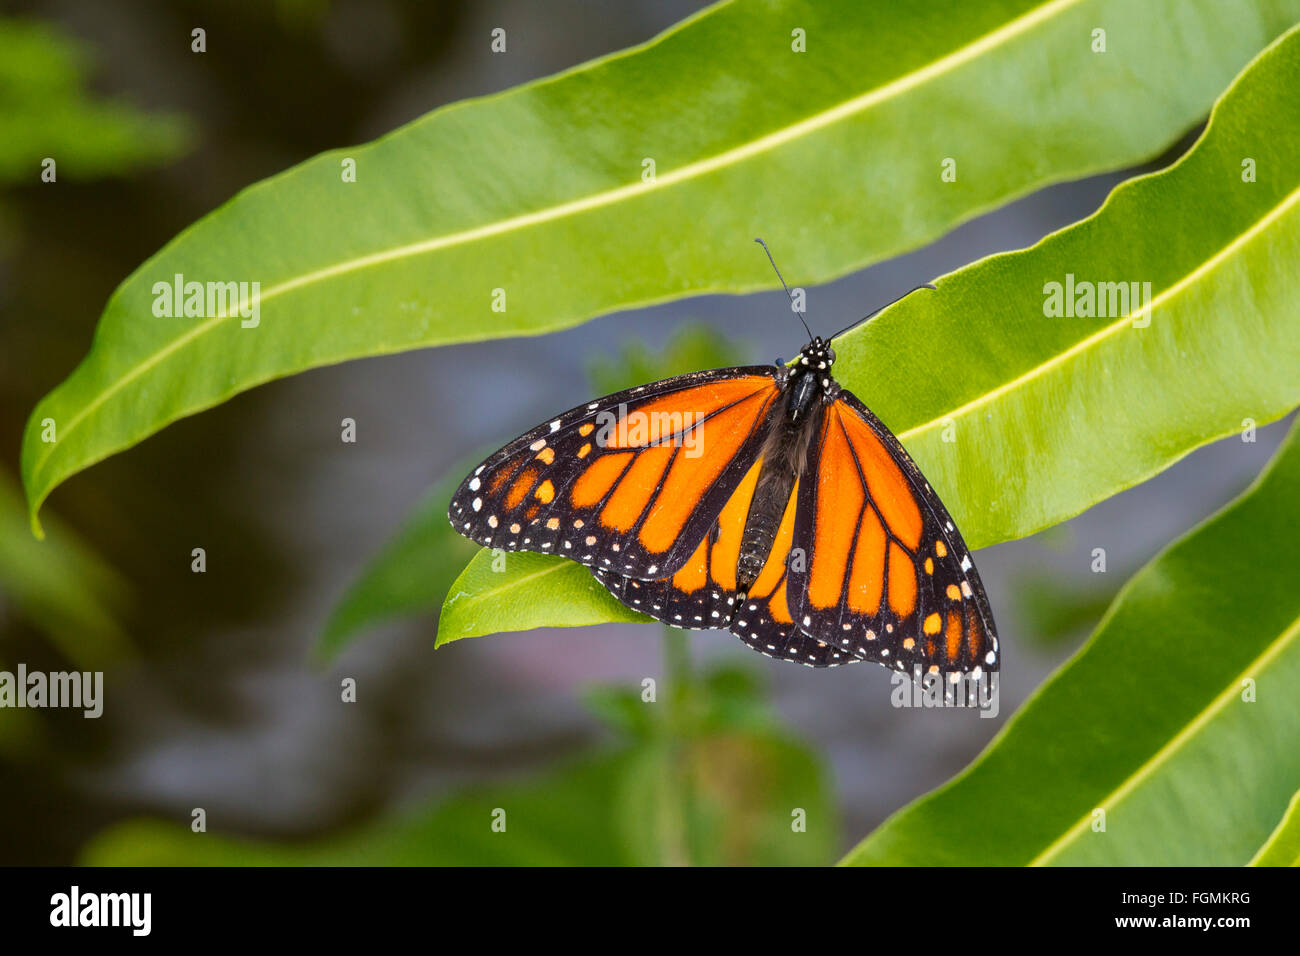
left=449, top=368, right=783, bottom=580
left=594, top=453, right=857, bottom=667
left=786, top=390, right=999, bottom=676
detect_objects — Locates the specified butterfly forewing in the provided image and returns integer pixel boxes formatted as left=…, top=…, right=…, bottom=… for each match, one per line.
left=449, top=368, right=782, bottom=581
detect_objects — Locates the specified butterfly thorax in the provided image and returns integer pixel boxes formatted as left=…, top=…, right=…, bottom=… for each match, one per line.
left=785, top=337, right=838, bottom=423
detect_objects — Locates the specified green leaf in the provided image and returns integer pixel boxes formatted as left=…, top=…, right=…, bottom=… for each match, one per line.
left=438, top=550, right=650, bottom=647
left=22, top=0, right=1300, bottom=530
left=1249, top=788, right=1300, bottom=866
left=841, top=416, right=1300, bottom=866
left=438, top=24, right=1300, bottom=644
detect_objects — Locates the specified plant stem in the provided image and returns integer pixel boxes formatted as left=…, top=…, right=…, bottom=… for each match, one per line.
left=659, top=625, right=694, bottom=865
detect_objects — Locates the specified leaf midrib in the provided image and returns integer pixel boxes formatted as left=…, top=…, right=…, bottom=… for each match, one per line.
left=31, top=0, right=1083, bottom=485
left=1029, top=609, right=1300, bottom=865
left=897, top=182, right=1300, bottom=446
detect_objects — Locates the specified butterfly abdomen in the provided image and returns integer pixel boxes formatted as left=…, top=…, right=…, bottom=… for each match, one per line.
left=736, top=462, right=795, bottom=592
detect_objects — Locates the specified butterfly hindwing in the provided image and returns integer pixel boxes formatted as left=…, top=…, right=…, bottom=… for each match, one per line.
left=594, top=458, right=858, bottom=667
left=449, top=368, right=783, bottom=581
left=785, top=391, right=999, bottom=675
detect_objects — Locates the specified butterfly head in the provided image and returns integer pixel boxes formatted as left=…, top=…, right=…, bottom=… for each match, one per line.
left=796, top=337, right=836, bottom=374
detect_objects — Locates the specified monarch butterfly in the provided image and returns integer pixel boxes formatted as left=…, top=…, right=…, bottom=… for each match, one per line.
left=449, top=242, right=998, bottom=685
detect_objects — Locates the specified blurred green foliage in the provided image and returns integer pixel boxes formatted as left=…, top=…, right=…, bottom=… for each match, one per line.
left=83, top=658, right=837, bottom=865
left=0, top=470, right=131, bottom=668
left=1014, top=573, right=1117, bottom=647
left=585, top=324, right=749, bottom=396
left=0, top=18, right=190, bottom=184
left=0, top=470, right=131, bottom=757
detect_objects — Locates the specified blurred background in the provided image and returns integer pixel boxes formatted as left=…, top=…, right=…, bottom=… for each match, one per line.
left=0, top=0, right=1293, bottom=864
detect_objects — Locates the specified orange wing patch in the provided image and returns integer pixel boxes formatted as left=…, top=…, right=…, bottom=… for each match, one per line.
left=833, top=404, right=922, bottom=550
left=505, top=467, right=539, bottom=510
left=600, top=376, right=775, bottom=450
left=887, top=542, right=916, bottom=618
left=637, top=387, right=776, bottom=554
left=945, top=610, right=963, bottom=662
left=767, top=579, right=794, bottom=625
left=964, top=603, right=985, bottom=664
left=807, top=417, right=865, bottom=610
left=709, top=459, right=762, bottom=591
left=488, top=459, right=523, bottom=496
left=670, top=535, right=709, bottom=594
left=570, top=452, right=632, bottom=508
left=599, top=443, right=674, bottom=532
left=847, top=507, right=886, bottom=615
left=798, top=406, right=927, bottom=633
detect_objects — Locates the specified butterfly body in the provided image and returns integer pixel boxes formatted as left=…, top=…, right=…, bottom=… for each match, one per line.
left=450, top=335, right=998, bottom=681
left=735, top=341, right=831, bottom=594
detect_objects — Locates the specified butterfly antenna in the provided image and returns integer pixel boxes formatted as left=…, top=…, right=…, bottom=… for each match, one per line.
left=829, top=282, right=938, bottom=341
left=754, top=238, right=814, bottom=341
